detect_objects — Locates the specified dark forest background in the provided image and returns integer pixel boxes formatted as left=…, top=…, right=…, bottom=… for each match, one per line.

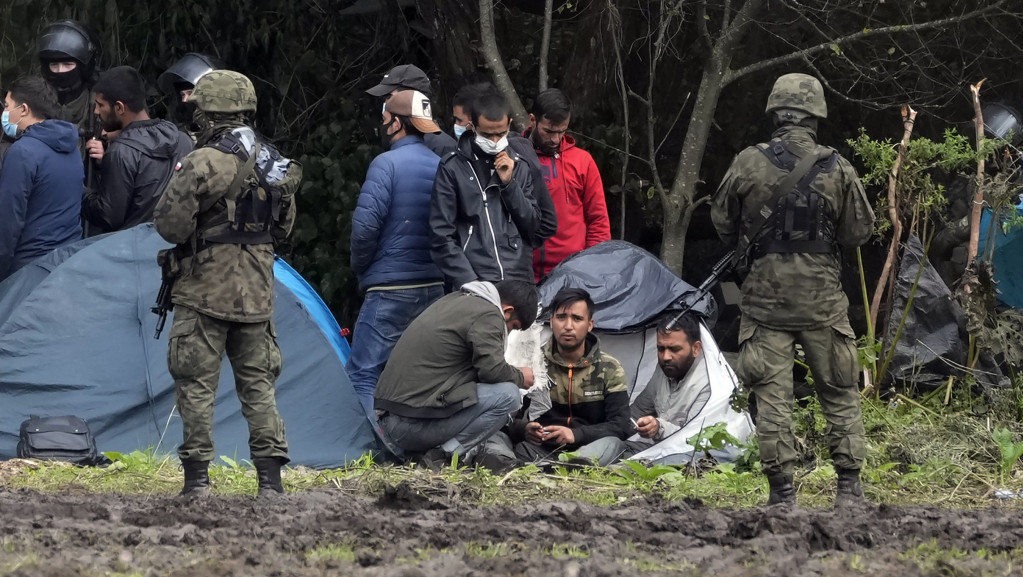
left=2, top=0, right=1022, bottom=334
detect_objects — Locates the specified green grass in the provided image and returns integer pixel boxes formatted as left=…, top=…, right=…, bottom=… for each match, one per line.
left=306, top=542, right=356, bottom=563
left=4, top=393, right=1023, bottom=509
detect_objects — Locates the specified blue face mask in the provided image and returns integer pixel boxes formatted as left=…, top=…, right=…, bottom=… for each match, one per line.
left=453, top=124, right=467, bottom=139
left=1, top=109, right=20, bottom=139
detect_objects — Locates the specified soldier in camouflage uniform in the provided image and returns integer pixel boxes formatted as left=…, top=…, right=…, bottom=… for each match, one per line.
left=711, top=73, right=875, bottom=507
left=507, top=288, right=630, bottom=466
left=153, top=70, right=301, bottom=498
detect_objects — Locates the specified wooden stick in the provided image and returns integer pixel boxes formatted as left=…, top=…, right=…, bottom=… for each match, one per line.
left=870, top=105, right=918, bottom=333
left=967, top=80, right=987, bottom=264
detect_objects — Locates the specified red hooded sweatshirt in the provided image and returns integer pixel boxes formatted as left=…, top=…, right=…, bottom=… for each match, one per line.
left=528, top=133, right=611, bottom=281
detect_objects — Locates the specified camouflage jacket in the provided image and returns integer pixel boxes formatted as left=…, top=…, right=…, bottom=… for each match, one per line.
left=511, top=333, right=630, bottom=446
left=711, top=125, right=874, bottom=330
left=153, top=128, right=299, bottom=322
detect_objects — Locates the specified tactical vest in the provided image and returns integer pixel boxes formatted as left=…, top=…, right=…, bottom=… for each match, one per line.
left=195, top=129, right=291, bottom=247
left=753, top=138, right=839, bottom=257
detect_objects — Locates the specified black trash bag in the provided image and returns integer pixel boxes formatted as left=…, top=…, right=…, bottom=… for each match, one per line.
left=538, top=241, right=714, bottom=332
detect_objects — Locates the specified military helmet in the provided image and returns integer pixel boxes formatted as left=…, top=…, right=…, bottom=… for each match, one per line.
left=37, top=20, right=98, bottom=67
left=158, top=53, right=224, bottom=96
left=983, top=103, right=1023, bottom=146
left=186, top=70, right=257, bottom=113
left=765, top=73, right=828, bottom=119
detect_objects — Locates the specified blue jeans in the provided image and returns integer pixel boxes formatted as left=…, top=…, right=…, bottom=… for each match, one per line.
left=346, top=285, right=443, bottom=414
left=379, top=382, right=522, bottom=456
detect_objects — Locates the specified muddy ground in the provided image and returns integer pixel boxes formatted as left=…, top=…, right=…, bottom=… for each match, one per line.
left=1, top=484, right=1022, bottom=577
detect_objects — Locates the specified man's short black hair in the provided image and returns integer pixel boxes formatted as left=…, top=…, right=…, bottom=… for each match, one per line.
left=549, top=287, right=594, bottom=320
left=657, top=311, right=701, bottom=345
left=531, top=88, right=571, bottom=125
left=393, top=115, right=423, bottom=137
left=495, top=280, right=539, bottom=329
left=8, top=76, right=59, bottom=120
left=93, top=66, right=147, bottom=113
left=471, top=91, right=510, bottom=126
left=453, top=82, right=497, bottom=116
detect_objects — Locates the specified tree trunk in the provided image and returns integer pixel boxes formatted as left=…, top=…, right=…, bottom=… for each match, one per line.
left=479, top=0, right=529, bottom=129
left=659, top=64, right=728, bottom=274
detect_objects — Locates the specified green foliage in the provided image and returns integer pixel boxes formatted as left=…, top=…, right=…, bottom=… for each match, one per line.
left=686, top=422, right=742, bottom=454
left=992, top=428, right=1023, bottom=484
left=306, top=541, right=356, bottom=563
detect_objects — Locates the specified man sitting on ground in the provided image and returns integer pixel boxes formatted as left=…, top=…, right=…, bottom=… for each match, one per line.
left=622, top=312, right=711, bottom=460
left=507, top=288, right=630, bottom=466
left=374, top=280, right=538, bottom=465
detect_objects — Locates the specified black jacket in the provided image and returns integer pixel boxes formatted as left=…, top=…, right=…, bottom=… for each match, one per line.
left=424, top=131, right=457, bottom=157
left=83, top=118, right=192, bottom=235
left=430, top=132, right=557, bottom=289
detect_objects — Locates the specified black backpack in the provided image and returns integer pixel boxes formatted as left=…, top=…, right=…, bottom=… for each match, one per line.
left=17, top=415, right=108, bottom=466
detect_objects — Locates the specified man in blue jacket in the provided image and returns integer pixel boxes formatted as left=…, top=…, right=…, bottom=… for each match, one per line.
left=0, top=76, right=84, bottom=282
left=348, top=89, right=445, bottom=413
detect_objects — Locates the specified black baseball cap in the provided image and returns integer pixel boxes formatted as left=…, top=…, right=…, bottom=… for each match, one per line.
left=366, top=64, right=432, bottom=97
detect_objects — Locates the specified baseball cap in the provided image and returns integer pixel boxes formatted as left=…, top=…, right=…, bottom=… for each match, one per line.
left=366, top=64, right=432, bottom=97
left=385, top=90, right=441, bottom=134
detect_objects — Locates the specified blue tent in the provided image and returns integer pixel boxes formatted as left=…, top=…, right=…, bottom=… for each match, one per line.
left=979, top=200, right=1023, bottom=309
left=0, top=224, right=377, bottom=468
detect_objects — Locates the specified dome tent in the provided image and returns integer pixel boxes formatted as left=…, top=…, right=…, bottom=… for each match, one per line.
left=0, top=224, right=377, bottom=468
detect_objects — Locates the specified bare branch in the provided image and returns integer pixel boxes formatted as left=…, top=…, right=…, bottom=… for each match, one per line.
left=539, top=0, right=553, bottom=91
left=724, top=0, right=1010, bottom=85
left=478, top=0, right=529, bottom=129
left=967, top=80, right=987, bottom=264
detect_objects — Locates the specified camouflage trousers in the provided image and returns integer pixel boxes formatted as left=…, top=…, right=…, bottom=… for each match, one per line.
left=737, top=316, right=865, bottom=476
left=167, top=305, right=289, bottom=463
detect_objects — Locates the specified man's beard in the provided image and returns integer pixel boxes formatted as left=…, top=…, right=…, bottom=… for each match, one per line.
left=661, top=353, right=696, bottom=380
left=100, top=117, right=123, bottom=133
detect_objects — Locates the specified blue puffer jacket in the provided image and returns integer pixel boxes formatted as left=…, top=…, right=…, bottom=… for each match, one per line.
left=0, top=119, right=84, bottom=281
left=350, top=135, right=443, bottom=291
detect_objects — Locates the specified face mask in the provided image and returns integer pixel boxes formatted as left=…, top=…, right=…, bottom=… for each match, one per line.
left=376, top=117, right=398, bottom=149
left=475, top=134, right=509, bottom=156
left=2, top=109, right=21, bottom=139
left=453, top=124, right=467, bottom=139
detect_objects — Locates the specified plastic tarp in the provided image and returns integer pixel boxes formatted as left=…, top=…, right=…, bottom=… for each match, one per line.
left=0, top=224, right=377, bottom=468
left=509, top=241, right=753, bottom=463
left=883, top=233, right=969, bottom=390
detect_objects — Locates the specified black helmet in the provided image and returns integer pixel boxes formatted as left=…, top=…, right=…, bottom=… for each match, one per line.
left=158, top=53, right=224, bottom=95
left=983, top=103, right=1023, bottom=146
left=37, top=20, right=98, bottom=68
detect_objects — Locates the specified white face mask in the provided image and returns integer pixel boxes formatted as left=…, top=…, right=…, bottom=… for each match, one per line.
left=453, top=124, right=467, bottom=139
left=475, top=134, right=509, bottom=156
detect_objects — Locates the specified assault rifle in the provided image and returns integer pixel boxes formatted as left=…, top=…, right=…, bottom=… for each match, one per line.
left=664, top=250, right=736, bottom=330
left=152, top=249, right=181, bottom=339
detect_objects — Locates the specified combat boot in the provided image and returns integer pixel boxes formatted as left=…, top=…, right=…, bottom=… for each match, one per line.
left=835, top=468, right=865, bottom=508
left=179, top=459, right=211, bottom=499
left=253, top=457, right=286, bottom=498
left=766, top=473, right=796, bottom=506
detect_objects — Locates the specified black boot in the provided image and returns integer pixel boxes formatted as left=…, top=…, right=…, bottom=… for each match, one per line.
left=835, top=468, right=865, bottom=507
left=766, top=473, right=796, bottom=506
left=179, top=459, right=211, bottom=498
left=253, top=457, right=286, bottom=497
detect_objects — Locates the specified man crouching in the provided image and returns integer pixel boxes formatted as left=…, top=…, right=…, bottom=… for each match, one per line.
left=373, top=280, right=537, bottom=465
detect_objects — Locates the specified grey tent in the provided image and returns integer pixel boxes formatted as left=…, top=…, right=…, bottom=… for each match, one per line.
left=0, top=224, right=378, bottom=468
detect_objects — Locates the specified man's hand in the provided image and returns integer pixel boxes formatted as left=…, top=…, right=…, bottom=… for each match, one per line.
left=494, top=151, right=515, bottom=184
left=542, top=425, right=575, bottom=445
left=635, top=416, right=660, bottom=439
left=85, top=137, right=105, bottom=162
left=524, top=422, right=545, bottom=445
left=519, top=366, right=535, bottom=389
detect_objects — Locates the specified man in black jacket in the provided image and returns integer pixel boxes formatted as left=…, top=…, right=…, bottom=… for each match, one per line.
left=430, top=91, right=555, bottom=289
left=82, top=66, right=192, bottom=235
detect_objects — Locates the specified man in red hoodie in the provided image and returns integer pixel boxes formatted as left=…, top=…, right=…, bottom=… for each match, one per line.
left=526, top=89, right=611, bottom=282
